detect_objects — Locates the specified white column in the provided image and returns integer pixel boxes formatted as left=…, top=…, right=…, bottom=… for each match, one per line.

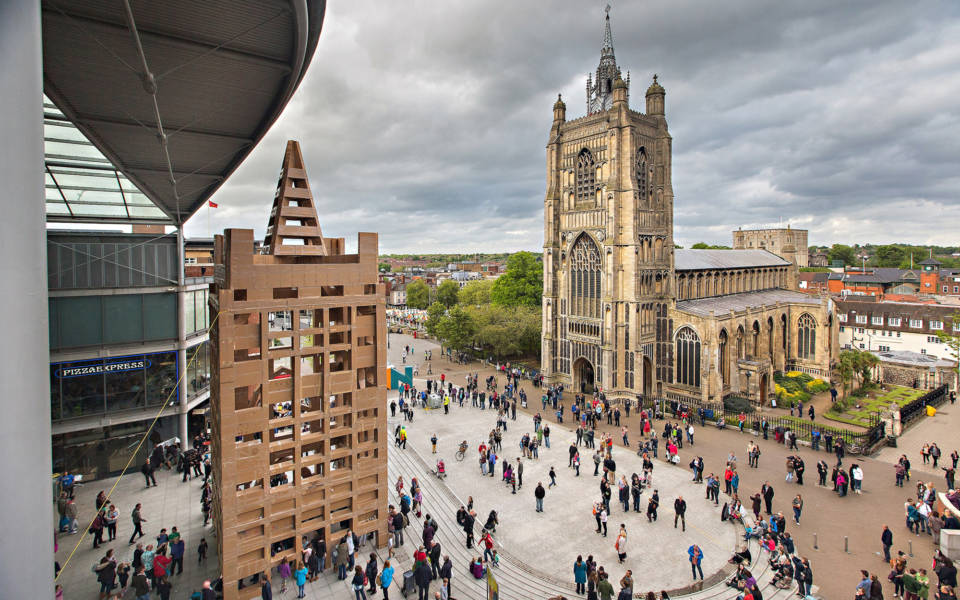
left=0, top=2, right=53, bottom=597
left=176, top=227, right=189, bottom=443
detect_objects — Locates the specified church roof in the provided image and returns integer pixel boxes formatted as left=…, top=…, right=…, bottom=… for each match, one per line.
left=675, top=249, right=790, bottom=271
left=676, top=289, right=822, bottom=317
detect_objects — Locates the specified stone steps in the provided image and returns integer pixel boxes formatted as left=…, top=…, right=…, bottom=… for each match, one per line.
left=388, top=440, right=576, bottom=599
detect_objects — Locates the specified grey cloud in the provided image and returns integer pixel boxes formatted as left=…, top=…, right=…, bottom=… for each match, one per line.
left=185, top=0, right=960, bottom=253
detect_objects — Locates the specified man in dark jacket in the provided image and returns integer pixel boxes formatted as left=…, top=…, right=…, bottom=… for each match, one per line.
left=881, top=525, right=893, bottom=562
left=392, top=511, right=405, bottom=548
left=761, top=482, right=775, bottom=515
left=463, top=511, right=475, bottom=548
left=414, top=560, right=432, bottom=600
left=535, top=482, right=546, bottom=512
left=439, top=556, right=453, bottom=597
left=674, top=496, right=687, bottom=531
left=429, top=541, right=442, bottom=580
left=260, top=572, right=273, bottom=600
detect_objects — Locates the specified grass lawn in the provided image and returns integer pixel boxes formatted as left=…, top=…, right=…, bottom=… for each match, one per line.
left=825, top=385, right=925, bottom=427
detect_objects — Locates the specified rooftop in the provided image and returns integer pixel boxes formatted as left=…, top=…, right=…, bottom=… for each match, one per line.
left=676, top=289, right=821, bottom=317
left=872, top=350, right=956, bottom=368
left=675, top=249, right=790, bottom=271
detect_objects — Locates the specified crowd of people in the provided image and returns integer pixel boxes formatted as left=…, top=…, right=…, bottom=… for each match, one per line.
left=56, top=436, right=214, bottom=599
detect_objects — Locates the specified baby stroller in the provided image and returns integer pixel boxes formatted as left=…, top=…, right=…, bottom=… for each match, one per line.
left=433, top=459, right=447, bottom=480
left=482, top=510, right=499, bottom=535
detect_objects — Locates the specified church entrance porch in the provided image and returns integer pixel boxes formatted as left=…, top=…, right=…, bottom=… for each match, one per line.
left=574, top=357, right=595, bottom=394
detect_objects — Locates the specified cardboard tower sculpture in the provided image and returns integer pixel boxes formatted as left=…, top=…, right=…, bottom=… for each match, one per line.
left=209, top=141, right=388, bottom=599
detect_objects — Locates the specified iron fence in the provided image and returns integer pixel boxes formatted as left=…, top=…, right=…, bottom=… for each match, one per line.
left=900, top=385, right=949, bottom=427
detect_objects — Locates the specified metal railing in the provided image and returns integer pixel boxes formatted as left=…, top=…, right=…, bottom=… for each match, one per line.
left=900, top=384, right=949, bottom=427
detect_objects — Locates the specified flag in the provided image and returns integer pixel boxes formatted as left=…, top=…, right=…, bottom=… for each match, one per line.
left=208, top=201, right=218, bottom=208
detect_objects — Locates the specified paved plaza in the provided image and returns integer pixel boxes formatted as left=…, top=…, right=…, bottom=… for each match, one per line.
left=391, top=396, right=738, bottom=591
left=51, top=332, right=957, bottom=600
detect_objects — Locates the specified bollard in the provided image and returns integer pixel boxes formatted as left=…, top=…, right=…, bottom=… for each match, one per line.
left=813, top=532, right=818, bottom=550
left=844, top=536, right=849, bottom=553
left=909, top=540, right=914, bottom=557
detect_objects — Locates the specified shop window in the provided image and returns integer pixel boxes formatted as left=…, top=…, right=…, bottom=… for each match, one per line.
left=270, top=400, right=292, bottom=421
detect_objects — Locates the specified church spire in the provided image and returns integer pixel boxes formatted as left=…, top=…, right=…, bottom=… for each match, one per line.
left=601, top=4, right=615, bottom=61
left=587, top=5, right=623, bottom=114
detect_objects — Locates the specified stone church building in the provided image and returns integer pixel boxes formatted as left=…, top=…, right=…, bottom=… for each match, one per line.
left=541, top=10, right=836, bottom=408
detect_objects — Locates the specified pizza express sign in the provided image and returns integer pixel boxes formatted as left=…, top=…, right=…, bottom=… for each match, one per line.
left=56, top=358, right=151, bottom=379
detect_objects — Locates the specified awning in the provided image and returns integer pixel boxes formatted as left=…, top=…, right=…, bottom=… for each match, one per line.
left=42, top=0, right=326, bottom=225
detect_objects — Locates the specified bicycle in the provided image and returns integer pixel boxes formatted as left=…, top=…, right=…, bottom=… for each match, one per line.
left=455, top=441, right=468, bottom=462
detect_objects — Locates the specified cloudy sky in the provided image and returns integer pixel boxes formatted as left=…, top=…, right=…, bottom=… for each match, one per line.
left=186, top=0, right=960, bottom=253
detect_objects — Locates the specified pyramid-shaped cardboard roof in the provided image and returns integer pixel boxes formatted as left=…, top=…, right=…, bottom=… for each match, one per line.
left=263, top=140, right=327, bottom=256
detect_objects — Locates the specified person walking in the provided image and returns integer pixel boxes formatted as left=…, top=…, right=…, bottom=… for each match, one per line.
left=792, top=494, right=803, bottom=526
left=688, top=545, right=704, bottom=581
left=128, top=503, right=146, bottom=544
left=535, top=482, right=546, bottom=512
left=674, top=496, right=687, bottom=531
left=574, top=556, right=588, bottom=594
left=549, top=467, right=557, bottom=488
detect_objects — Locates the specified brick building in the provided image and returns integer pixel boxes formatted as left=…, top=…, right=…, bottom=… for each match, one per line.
left=210, top=141, right=388, bottom=598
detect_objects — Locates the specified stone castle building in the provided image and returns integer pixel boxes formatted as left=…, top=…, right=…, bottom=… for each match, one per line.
left=541, top=10, right=836, bottom=408
left=733, top=226, right=809, bottom=268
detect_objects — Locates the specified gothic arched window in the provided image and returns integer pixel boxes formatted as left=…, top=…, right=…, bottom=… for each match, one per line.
left=570, top=234, right=602, bottom=319
left=675, top=327, right=701, bottom=388
left=576, top=148, right=596, bottom=205
left=718, top=329, right=729, bottom=386
left=636, top=148, right=647, bottom=201
left=798, top=314, right=817, bottom=359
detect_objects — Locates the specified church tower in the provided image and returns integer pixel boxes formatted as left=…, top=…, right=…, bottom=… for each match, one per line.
left=542, top=7, right=675, bottom=399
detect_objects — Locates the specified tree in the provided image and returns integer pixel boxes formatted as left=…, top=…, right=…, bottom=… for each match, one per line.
left=458, top=279, right=494, bottom=306
left=691, top=242, right=732, bottom=249
left=836, top=350, right=857, bottom=400
left=436, top=305, right=477, bottom=353
left=425, top=302, right=446, bottom=338
left=875, top=245, right=906, bottom=268
left=828, top=244, right=857, bottom=266
left=436, top=279, right=460, bottom=308
left=491, top=251, right=543, bottom=308
left=406, top=280, right=430, bottom=309
left=378, top=262, right=391, bottom=272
